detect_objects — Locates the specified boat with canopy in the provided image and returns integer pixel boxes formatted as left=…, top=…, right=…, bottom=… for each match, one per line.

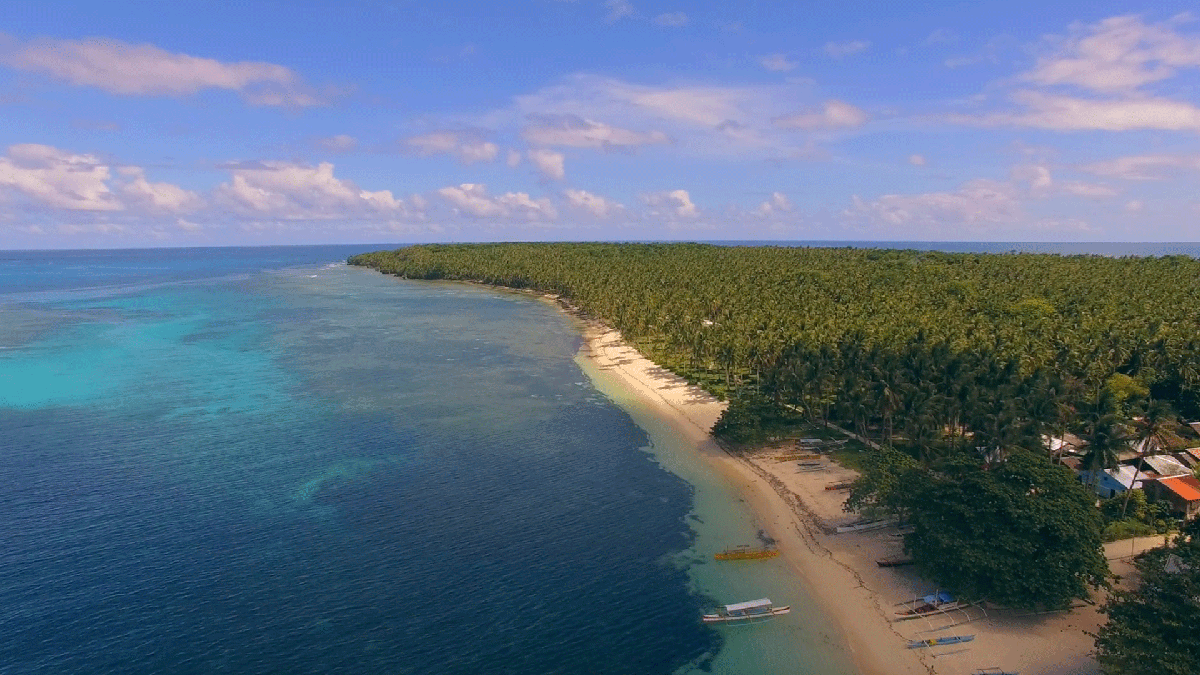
left=701, top=598, right=791, bottom=624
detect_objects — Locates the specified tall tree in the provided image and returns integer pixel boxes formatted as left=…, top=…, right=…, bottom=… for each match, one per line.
left=1092, top=525, right=1200, bottom=674
left=902, top=450, right=1109, bottom=610
left=1122, top=399, right=1176, bottom=518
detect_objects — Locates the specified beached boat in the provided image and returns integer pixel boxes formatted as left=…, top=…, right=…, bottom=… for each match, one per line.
left=973, top=668, right=1018, bottom=675
left=894, top=591, right=959, bottom=619
left=776, top=453, right=822, bottom=462
left=701, top=598, right=791, bottom=624
left=906, top=634, right=974, bottom=648
left=714, top=545, right=780, bottom=561
left=835, top=519, right=892, bottom=533
left=875, top=556, right=914, bottom=567
left=825, top=480, right=854, bottom=491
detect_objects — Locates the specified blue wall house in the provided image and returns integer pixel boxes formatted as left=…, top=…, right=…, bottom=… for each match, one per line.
left=1077, top=465, right=1145, bottom=499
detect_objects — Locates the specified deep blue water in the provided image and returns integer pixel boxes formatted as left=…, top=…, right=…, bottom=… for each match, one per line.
left=3, top=241, right=1196, bottom=675
left=0, top=246, right=717, bottom=674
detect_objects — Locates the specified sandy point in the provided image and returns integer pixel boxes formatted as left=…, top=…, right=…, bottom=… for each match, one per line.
left=573, top=320, right=1155, bottom=675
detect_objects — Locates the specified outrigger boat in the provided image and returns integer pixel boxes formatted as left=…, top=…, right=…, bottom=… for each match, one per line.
left=894, top=591, right=960, bottom=619
left=714, top=545, right=780, bottom=561
left=702, top=598, right=791, bottom=624
left=907, top=634, right=974, bottom=648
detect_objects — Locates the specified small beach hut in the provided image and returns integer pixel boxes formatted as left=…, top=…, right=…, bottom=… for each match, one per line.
left=1145, top=476, right=1200, bottom=520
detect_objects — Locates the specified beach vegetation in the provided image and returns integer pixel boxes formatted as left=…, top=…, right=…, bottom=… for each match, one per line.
left=350, top=243, right=1200, bottom=606
left=1092, top=520, right=1200, bottom=675
left=874, top=448, right=1108, bottom=610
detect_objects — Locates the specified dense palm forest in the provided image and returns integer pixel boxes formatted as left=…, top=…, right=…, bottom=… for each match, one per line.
left=350, top=243, right=1200, bottom=456
left=352, top=242, right=1200, bottom=636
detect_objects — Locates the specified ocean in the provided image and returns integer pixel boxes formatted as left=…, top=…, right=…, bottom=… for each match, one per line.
left=2, top=242, right=1195, bottom=675
left=1, top=246, right=729, bottom=675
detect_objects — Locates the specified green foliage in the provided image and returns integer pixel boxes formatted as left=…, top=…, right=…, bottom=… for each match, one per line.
left=1093, top=533, right=1200, bottom=674
left=1101, top=520, right=1159, bottom=542
left=902, top=450, right=1109, bottom=610
left=844, top=445, right=920, bottom=517
left=350, top=244, right=1200, bottom=444
left=1101, top=490, right=1151, bottom=523
left=710, top=392, right=803, bottom=444
left=1106, top=373, right=1149, bottom=405
left=1099, top=490, right=1172, bottom=541
left=349, top=243, right=1200, bottom=611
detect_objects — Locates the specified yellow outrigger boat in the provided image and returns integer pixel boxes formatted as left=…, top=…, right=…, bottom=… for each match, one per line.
left=714, top=545, right=780, bottom=561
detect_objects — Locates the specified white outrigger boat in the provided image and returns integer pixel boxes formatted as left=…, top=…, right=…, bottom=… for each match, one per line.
left=702, top=598, right=791, bottom=624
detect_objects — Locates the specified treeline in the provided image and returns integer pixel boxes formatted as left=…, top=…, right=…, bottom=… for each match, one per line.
left=350, top=243, right=1200, bottom=454
left=350, top=243, right=1200, bottom=628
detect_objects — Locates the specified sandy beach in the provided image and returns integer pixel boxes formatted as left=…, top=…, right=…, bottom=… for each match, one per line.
left=574, top=319, right=1163, bottom=675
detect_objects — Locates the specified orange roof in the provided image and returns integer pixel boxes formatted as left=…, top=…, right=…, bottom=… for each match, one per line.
left=1159, top=476, right=1200, bottom=502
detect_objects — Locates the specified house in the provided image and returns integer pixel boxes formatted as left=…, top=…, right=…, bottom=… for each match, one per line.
left=1044, top=433, right=1085, bottom=457
left=1144, top=475, right=1200, bottom=520
left=1139, top=455, right=1191, bottom=478
left=1174, top=447, right=1200, bottom=469
left=1078, top=465, right=1146, bottom=498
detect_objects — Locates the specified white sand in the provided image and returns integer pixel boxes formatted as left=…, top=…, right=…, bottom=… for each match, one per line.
left=574, top=320, right=1157, bottom=675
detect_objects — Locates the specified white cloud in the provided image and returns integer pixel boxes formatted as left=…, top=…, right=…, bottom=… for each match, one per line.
left=2, top=36, right=322, bottom=106
left=845, top=179, right=1022, bottom=233
left=643, top=189, right=698, bottom=218
left=1024, top=15, right=1200, bottom=94
left=117, top=167, right=203, bottom=213
left=1125, top=200, right=1145, bottom=212
left=506, top=149, right=522, bottom=167
left=825, top=40, right=871, bottom=58
left=605, top=0, right=634, bottom=22
left=923, top=29, right=958, bottom=45
left=1010, top=163, right=1054, bottom=192
left=403, top=131, right=499, bottom=164
left=909, top=154, right=927, bottom=166
left=176, top=218, right=203, bottom=233
left=522, top=114, right=670, bottom=149
left=58, top=222, right=130, bottom=236
left=1060, top=180, right=1119, bottom=199
left=1080, top=153, right=1200, bottom=179
left=314, top=135, right=358, bottom=153
left=774, top=100, right=868, bottom=130
left=952, top=90, right=1200, bottom=132
left=652, top=12, right=688, bottom=27
left=1010, top=163, right=1118, bottom=199
left=527, top=148, right=566, bottom=180
left=563, top=188, right=622, bottom=218
left=436, top=183, right=557, bottom=220
left=760, top=53, right=798, bottom=72
left=0, top=144, right=121, bottom=210
left=501, top=74, right=858, bottom=159
left=753, top=191, right=792, bottom=217
left=214, top=161, right=415, bottom=220
left=950, top=16, right=1200, bottom=133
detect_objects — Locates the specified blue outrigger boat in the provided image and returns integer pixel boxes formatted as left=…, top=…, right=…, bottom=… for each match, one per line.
left=906, top=634, right=974, bottom=648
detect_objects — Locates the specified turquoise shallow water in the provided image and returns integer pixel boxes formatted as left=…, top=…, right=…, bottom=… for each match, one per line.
left=0, top=248, right=720, bottom=674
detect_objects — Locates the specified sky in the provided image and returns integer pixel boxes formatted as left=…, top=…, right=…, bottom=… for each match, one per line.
left=3, top=1, right=1200, bottom=248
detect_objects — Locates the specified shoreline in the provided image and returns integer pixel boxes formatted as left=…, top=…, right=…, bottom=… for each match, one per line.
left=565, top=314, right=1158, bottom=675
left=573, top=320, right=930, bottom=675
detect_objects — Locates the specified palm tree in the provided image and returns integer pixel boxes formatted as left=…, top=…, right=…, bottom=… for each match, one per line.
left=1122, top=398, right=1176, bottom=518
left=1080, top=389, right=1127, bottom=493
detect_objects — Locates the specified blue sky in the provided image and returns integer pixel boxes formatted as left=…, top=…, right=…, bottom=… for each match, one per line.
left=3, top=1, right=1200, bottom=247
